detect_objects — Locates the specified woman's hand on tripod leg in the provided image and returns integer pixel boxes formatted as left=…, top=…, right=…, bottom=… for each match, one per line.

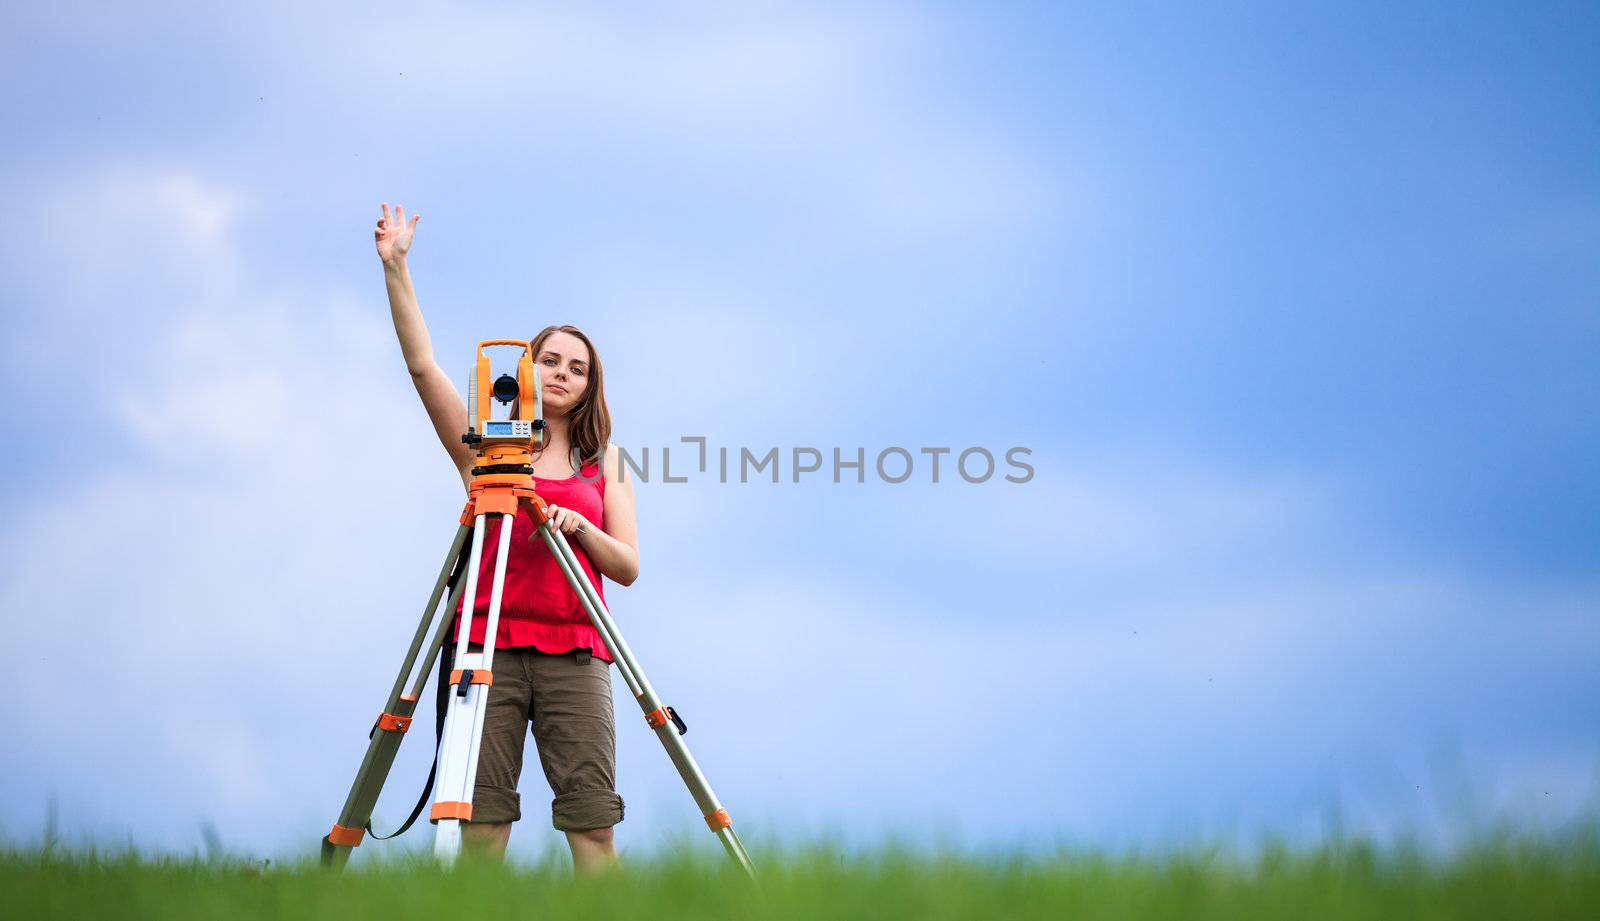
left=543, top=500, right=639, bottom=587
left=542, top=504, right=591, bottom=537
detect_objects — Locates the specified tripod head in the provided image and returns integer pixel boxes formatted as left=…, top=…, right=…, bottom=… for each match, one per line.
left=461, top=339, right=546, bottom=477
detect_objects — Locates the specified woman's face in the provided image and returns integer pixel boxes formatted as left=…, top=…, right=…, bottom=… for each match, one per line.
left=537, top=331, right=591, bottom=414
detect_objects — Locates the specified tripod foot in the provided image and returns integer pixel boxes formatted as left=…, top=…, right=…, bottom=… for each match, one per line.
left=320, top=830, right=359, bottom=869
left=320, top=835, right=340, bottom=868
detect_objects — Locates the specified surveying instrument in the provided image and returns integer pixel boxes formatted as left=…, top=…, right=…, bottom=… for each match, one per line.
left=320, top=340, right=755, bottom=875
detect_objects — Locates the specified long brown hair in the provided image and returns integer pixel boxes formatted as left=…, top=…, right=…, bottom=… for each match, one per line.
left=530, top=324, right=611, bottom=469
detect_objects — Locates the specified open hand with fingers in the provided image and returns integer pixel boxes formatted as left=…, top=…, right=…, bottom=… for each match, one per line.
left=375, top=202, right=420, bottom=266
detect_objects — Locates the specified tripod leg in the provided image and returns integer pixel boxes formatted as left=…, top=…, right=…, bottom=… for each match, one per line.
left=321, top=523, right=473, bottom=868
left=539, top=524, right=758, bottom=878
left=431, top=511, right=515, bottom=864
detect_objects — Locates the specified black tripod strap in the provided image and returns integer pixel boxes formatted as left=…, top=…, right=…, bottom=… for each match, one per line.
left=365, top=756, right=437, bottom=840
left=365, top=548, right=468, bottom=841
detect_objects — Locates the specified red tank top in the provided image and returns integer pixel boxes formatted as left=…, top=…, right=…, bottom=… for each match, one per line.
left=451, top=460, right=613, bottom=662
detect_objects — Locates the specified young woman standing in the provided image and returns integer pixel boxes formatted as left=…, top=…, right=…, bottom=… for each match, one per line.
left=374, top=203, right=639, bottom=874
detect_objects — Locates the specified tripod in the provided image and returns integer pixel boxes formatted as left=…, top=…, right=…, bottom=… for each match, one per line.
left=320, top=340, right=754, bottom=875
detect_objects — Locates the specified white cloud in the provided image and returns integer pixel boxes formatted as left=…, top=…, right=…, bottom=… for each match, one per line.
left=21, top=164, right=249, bottom=298
left=151, top=172, right=238, bottom=246
left=257, top=2, right=914, bottom=121
left=0, top=160, right=461, bottom=850
left=608, top=560, right=1600, bottom=853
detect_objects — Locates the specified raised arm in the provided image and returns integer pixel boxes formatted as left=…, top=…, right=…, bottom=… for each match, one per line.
left=376, top=203, right=474, bottom=489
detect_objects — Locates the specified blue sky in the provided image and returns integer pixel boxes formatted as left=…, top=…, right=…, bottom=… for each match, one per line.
left=1, top=2, right=1596, bottom=864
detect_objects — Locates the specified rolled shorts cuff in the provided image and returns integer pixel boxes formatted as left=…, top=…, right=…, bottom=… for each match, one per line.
left=471, top=782, right=521, bottom=824
left=552, top=789, right=624, bottom=832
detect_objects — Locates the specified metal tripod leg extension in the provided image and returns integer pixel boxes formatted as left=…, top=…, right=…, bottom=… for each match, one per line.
left=535, top=515, right=757, bottom=878
left=430, top=508, right=516, bottom=864
left=321, top=523, right=474, bottom=868
left=320, top=486, right=522, bottom=868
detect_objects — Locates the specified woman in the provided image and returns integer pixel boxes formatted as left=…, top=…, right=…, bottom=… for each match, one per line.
left=374, top=202, right=639, bottom=874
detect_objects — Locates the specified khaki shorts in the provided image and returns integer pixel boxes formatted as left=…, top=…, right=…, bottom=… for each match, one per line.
left=462, top=643, right=625, bottom=831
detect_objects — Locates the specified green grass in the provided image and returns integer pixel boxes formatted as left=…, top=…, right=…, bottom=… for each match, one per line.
left=3, top=824, right=1597, bottom=920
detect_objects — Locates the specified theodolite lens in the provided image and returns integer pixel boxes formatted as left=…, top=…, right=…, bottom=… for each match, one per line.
left=492, top=373, right=519, bottom=404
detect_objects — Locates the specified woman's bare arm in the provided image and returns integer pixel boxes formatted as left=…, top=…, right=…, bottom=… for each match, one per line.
left=584, top=443, right=640, bottom=585
left=549, top=444, right=640, bottom=586
left=376, top=203, right=474, bottom=488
